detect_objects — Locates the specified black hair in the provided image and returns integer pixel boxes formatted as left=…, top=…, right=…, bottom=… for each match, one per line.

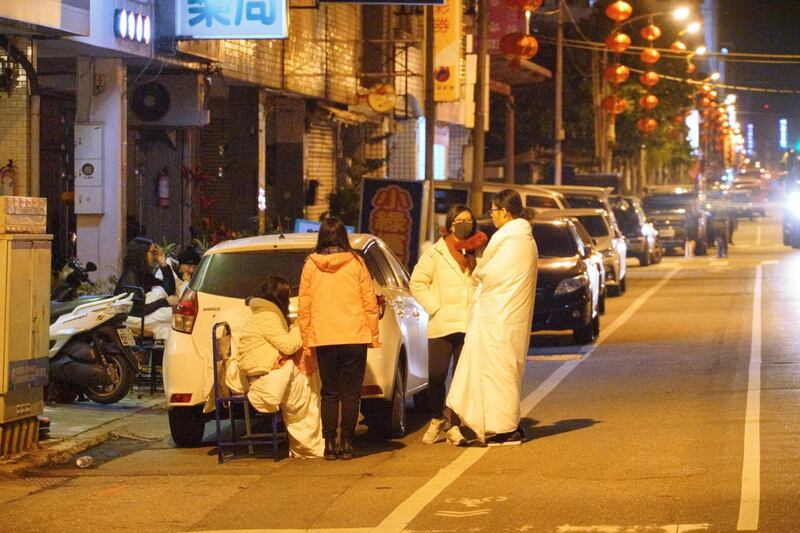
left=122, top=237, right=154, bottom=288
left=492, top=189, right=525, bottom=219
left=177, top=245, right=202, bottom=266
left=315, top=217, right=354, bottom=253
left=248, top=275, right=292, bottom=319
left=444, top=204, right=478, bottom=236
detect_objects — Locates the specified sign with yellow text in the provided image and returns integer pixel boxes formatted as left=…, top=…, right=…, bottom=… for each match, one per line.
left=433, top=0, right=462, bottom=102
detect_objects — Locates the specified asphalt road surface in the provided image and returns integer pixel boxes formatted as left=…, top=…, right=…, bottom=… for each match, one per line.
left=1, top=214, right=799, bottom=533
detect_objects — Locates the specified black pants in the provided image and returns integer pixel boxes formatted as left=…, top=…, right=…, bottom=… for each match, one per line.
left=316, top=344, right=368, bottom=441
left=428, top=332, right=465, bottom=424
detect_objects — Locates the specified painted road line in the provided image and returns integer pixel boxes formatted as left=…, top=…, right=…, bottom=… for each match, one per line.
left=376, top=265, right=682, bottom=533
left=556, top=524, right=710, bottom=532
left=737, top=264, right=764, bottom=531
left=527, top=354, right=584, bottom=361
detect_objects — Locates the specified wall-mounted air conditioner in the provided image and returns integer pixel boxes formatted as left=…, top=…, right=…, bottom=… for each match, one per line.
left=128, top=75, right=210, bottom=128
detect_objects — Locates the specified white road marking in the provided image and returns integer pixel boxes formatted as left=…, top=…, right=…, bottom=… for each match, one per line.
left=556, top=525, right=710, bottom=532
left=527, top=354, right=584, bottom=361
left=434, top=509, right=491, bottom=517
left=375, top=266, right=682, bottom=533
left=737, top=264, right=764, bottom=531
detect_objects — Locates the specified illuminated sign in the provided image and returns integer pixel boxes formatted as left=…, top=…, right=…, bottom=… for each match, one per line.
left=746, top=123, right=754, bottom=155
left=175, top=0, right=288, bottom=40
left=361, top=179, right=425, bottom=268
left=780, top=118, right=788, bottom=149
left=115, top=9, right=152, bottom=44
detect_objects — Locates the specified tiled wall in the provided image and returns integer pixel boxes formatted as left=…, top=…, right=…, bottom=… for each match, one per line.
left=0, top=39, right=31, bottom=196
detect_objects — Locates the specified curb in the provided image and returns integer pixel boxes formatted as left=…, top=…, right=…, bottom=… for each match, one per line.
left=0, top=401, right=168, bottom=478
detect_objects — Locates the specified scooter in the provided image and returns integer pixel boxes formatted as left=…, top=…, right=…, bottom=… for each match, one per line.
left=51, top=259, right=108, bottom=324
left=48, top=293, right=139, bottom=404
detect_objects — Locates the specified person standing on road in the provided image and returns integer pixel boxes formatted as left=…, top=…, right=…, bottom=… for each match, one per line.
left=298, top=217, right=380, bottom=461
left=684, top=210, right=699, bottom=258
left=447, top=189, right=538, bottom=446
left=410, top=204, right=488, bottom=447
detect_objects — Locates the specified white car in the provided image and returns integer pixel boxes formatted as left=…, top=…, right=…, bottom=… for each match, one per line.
left=164, top=233, right=429, bottom=446
left=560, top=208, right=627, bottom=296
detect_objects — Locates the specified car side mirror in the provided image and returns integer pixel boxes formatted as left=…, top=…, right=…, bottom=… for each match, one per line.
left=85, top=261, right=98, bottom=273
left=582, top=246, right=592, bottom=258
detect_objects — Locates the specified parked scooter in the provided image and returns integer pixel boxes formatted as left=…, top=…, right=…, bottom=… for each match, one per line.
left=48, top=293, right=139, bottom=404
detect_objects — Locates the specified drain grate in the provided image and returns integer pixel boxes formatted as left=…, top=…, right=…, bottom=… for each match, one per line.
left=10, top=477, right=69, bottom=489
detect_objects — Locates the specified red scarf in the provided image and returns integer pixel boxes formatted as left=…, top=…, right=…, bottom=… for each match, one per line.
left=445, top=231, right=488, bottom=272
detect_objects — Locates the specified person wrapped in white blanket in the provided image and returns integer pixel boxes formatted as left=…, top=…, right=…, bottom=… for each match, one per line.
left=237, top=275, right=324, bottom=459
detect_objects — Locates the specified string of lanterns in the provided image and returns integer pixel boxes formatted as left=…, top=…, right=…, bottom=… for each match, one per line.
left=601, top=1, right=633, bottom=118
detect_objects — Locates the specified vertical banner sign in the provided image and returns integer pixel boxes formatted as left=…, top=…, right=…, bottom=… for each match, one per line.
left=360, top=179, right=424, bottom=268
left=176, top=0, right=288, bottom=39
left=486, top=0, right=526, bottom=54
left=433, top=0, right=462, bottom=102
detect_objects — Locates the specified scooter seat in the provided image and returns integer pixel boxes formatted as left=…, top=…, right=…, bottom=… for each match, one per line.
left=50, top=296, right=108, bottom=323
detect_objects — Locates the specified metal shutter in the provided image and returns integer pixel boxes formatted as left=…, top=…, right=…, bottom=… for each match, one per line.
left=304, top=121, right=335, bottom=221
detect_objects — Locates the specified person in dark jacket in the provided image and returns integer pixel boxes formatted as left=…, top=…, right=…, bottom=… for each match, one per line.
left=114, top=237, right=177, bottom=339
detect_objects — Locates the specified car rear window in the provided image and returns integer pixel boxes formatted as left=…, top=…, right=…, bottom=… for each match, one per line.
left=613, top=206, right=640, bottom=235
left=576, top=215, right=610, bottom=237
left=566, top=196, right=604, bottom=209
left=532, top=224, right=579, bottom=258
left=190, top=250, right=311, bottom=299
left=643, top=194, right=697, bottom=211
left=526, top=195, right=558, bottom=208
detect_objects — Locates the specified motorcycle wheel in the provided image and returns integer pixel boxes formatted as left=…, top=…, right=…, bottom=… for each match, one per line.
left=83, top=352, right=135, bottom=405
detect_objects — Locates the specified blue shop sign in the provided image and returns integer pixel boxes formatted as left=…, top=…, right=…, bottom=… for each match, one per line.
left=176, top=0, right=288, bottom=39
left=8, top=357, right=49, bottom=392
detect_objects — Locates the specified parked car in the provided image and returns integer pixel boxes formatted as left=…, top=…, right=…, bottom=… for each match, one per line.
left=481, top=183, right=572, bottom=214
left=783, top=179, right=800, bottom=248
left=611, top=195, right=661, bottom=266
left=164, top=233, right=429, bottom=446
left=530, top=216, right=602, bottom=344
left=559, top=209, right=627, bottom=297
left=642, top=187, right=710, bottom=255
left=540, top=185, right=615, bottom=212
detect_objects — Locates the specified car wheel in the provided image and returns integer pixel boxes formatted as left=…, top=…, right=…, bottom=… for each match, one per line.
left=598, top=292, right=606, bottom=314
left=639, top=248, right=651, bottom=267
left=651, top=243, right=663, bottom=264
left=607, top=284, right=621, bottom=297
left=591, top=314, right=600, bottom=338
left=573, top=319, right=594, bottom=345
left=620, top=276, right=627, bottom=294
left=364, top=358, right=407, bottom=439
left=168, top=405, right=206, bottom=447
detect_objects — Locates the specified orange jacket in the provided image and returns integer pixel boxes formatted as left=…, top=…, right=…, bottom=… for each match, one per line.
left=298, top=251, right=380, bottom=349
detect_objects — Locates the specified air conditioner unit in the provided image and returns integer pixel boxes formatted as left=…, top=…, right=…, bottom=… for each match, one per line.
left=128, top=75, right=210, bottom=128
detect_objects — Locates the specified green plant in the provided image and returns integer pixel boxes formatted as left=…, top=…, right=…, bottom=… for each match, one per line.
left=320, top=184, right=361, bottom=227
left=157, top=237, right=178, bottom=259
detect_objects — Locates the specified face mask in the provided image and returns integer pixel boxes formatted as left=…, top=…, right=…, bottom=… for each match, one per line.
left=452, top=221, right=473, bottom=240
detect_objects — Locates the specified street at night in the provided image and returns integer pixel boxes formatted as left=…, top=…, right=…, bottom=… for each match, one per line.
left=1, top=214, right=798, bottom=532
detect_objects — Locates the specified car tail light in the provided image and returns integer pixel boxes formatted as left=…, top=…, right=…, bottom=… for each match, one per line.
left=376, top=294, right=386, bottom=319
left=361, top=385, right=383, bottom=396
left=172, top=288, right=198, bottom=334
left=170, top=393, right=193, bottom=403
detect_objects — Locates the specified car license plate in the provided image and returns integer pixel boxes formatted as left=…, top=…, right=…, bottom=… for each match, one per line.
left=660, top=228, right=675, bottom=238
left=117, top=327, right=136, bottom=347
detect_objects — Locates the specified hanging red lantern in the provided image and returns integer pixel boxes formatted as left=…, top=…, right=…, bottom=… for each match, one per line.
left=503, top=0, right=543, bottom=12
left=601, top=95, right=628, bottom=115
left=640, top=24, right=662, bottom=42
left=686, top=62, right=697, bottom=74
left=670, top=40, right=688, bottom=52
left=637, top=117, right=658, bottom=134
left=701, top=83, right=713, bottom=93
left=604, top=63, right=630, bottom=84
left=499, top=33, right=540, bottom=61
left=605, top=1, right=633, bottom=22
left=639, top=94, right=659, bottom=110
left=639, top=71, right=660, bottom=88
left=700, top=97, right=711, bottom=107
left=605, top=32, right=632, bottom=53
left=640, top=48, right=661, bottom=65
left=709, top=90, right=718, bottom=100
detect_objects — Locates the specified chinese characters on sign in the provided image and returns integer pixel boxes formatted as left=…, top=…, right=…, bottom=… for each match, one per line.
left=433, top=0, right=462, bottom=102
left=361, top=179, right=425, bottom=268
left=177, top=0, right=287, bottom=39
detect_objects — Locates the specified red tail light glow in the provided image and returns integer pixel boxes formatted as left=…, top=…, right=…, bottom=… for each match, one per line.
left=172, top=288, right=198, bottom=334
left=170, top=393, right=193, bottom=403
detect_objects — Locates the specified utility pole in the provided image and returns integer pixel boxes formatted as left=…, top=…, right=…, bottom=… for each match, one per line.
left=425, top=6, right=436, bottom=242
left=470, top=0, right=488, bottom=215
left=554, top=0, right=564, bottom=185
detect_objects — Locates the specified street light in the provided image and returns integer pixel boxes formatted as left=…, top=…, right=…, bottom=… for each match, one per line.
left=711, top=72, right=721, bottom=81
left=685, top=21, right=702, bottom=34
left=673, top=6, right=691, bottom=21
left=695, top=45, right=707, bottom=56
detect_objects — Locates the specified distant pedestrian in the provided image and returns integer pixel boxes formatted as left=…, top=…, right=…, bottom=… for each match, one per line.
left=447, top=189, right=538, bottom=446
left=684, top=210, right=699, bottom=258
left=713, top=213, right=729, bottom=258
left=298, top=217, right=380, bottom=461
left=410, top=204, right=488, bottom=447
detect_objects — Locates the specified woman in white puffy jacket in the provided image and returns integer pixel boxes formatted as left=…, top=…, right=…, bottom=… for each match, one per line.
left=409, top=204, right=487, bottom=446
left=238, top=275, right=323, bottom=458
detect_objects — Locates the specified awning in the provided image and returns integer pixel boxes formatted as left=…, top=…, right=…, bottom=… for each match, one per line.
left=490, top=56, right=552, bottom=88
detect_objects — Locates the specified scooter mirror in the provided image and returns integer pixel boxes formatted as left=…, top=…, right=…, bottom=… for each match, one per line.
left=85, top=261, right=98, bottom=272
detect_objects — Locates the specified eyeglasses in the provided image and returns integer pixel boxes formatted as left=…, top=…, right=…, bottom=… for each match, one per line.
left=453, top=218, right=474, bottom=224
left=489, top=207, right=504, bottom=213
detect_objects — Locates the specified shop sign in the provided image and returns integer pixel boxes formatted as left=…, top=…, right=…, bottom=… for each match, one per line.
left=175, top=0, right=288, bottom=40
left=321, top=0, right=443, bottom=4
left=433, top=0, right=462, bottom=102
left=8, top=357, right=49, bottom=392
left=360, top=179, right=424, bottom=268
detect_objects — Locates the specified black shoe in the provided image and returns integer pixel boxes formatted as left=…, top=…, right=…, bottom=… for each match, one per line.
left=339, top=438, right=353, bottom=460
left=324, top=439, right=338, bottom=461
left=486, top=426, right=525, bottom=447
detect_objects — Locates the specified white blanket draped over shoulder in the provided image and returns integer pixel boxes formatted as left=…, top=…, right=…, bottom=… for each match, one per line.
left=446, top=217, right=538, bottom=440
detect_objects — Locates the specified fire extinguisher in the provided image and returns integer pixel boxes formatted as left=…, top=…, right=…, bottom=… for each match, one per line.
left=156, top=167, right=170, bottom=208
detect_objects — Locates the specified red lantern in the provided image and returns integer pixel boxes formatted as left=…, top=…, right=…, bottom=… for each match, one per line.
left=605, top=1, right=633, bottom=22
left=601, top=95, right=628, bottom=115
left=639, top=94, right=659, bottom=110
left=500, top=33, right=540, bottom=61
left=604, top=63, right=630, bottom=84
left=686, top=62, right=697, bottom=74
left=605, top=32, right=631, bottom=53
left=640, top=48, right=661, bottom=65
left=701, top=83, right=713, bottom=93
left=640, top=24, right=662, bottom=42
left=670, top=40, right=687, bottom=52
left=639, top=71, right=660, bottom=88
left=700, top=97, right=711, bottom=107
left=503, top=0, right=543, bottom=12
left=637, top=117, right=658, bottom=134
left=709, top=90, right=718, bottom=100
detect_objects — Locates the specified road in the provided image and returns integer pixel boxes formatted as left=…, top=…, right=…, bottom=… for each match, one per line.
left=1, top=214, right=799, bottom=533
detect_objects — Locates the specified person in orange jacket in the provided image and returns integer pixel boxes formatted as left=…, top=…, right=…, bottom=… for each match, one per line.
left=298, top=217, right=380, bottom=460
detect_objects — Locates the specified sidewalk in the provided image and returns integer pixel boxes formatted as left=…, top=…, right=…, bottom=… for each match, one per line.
left=0, top=393, right=170, bottom=477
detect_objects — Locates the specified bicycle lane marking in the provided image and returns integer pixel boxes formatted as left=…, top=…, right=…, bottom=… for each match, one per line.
left=375, top=266, right=682, bottom=533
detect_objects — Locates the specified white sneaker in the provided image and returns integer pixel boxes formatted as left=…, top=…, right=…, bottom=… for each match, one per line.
left=422, top=418, right=445, bottom=444
left=445, top=426, right=468, bottom=446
